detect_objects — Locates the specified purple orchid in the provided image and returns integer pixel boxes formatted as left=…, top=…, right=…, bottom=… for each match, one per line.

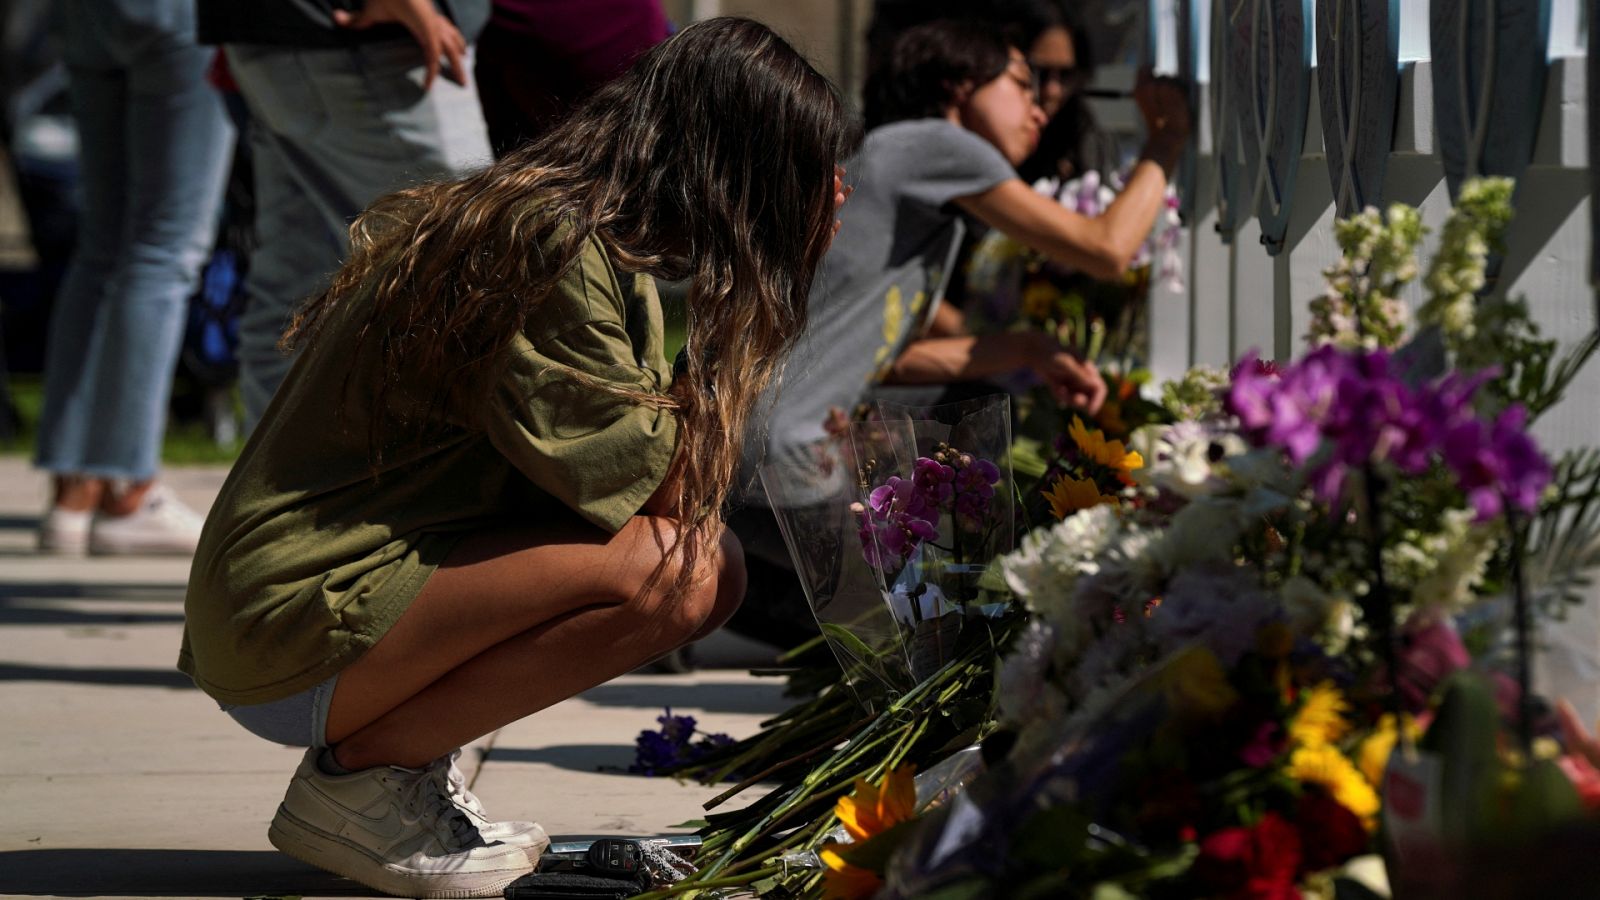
left=1225, top=346, right=1550, bottom=519
left=855, top=449, right=1006, bottom=565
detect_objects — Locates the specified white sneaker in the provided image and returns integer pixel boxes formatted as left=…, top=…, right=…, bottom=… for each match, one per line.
left=432, top=750, right=549, bottom=856
left=37, top=507, right=91, bottom=555
left=268, top=748, right=535, bottom=898
left=88, top=483, right=204, bottom=555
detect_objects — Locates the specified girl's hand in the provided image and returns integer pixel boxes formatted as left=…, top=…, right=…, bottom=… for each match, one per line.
left=830, top=165, right=853, bottom=241
left=1134, top=68, right=1192, bottom=163
left=334, top=0, right=468, bottom=90
left=1026, top=333, right=1107, bottom=413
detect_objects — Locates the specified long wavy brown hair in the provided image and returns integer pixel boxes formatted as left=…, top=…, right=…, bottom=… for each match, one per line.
left=285, top=17, right=861, bottom=596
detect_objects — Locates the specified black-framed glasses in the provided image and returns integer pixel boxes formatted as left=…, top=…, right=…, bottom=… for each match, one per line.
left=1031, top=64, right=1086, bottom=90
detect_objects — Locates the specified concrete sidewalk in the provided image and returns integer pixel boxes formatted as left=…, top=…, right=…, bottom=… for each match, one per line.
left=0, top=457, right=792, bottom=899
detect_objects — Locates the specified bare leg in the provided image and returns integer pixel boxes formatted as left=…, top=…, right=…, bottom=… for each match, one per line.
left=325, top=513, right=745, bottom=770
left=52, top=475, right=104, bottom=512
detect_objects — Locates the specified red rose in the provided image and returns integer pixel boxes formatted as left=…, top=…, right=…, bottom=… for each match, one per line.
left=1193, top=812, right=1303, bottom=900
left=1294, top=789, right=1369, bottom=873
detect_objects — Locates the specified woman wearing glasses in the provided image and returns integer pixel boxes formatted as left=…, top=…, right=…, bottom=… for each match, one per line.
left=1009, top=0, right=1120, bottom=183
left=726, top=18, right=1190, bottom=652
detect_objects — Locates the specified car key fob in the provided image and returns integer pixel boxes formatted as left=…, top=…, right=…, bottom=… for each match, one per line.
left=584, top=838, right=644, bottom=878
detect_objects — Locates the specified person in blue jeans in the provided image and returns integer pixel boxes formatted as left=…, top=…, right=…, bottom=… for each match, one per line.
left=34, top=0, right=233, bottom=556
left=197, top=0, right=493, bottom=431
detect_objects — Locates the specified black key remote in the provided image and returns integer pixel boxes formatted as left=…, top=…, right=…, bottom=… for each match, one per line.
left=584, top=838, right=644, bottom=878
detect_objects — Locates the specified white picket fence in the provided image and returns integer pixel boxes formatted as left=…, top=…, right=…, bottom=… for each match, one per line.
left=1150, top=0, right=1592, bottom=460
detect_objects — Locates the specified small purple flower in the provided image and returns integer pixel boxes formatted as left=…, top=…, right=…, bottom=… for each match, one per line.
left=656, top=708, right=697, bottom=743
left=1239, top=720, right=1285, bottom=768
left=1444, top=404, right=1550, bottom=521
left=1226, top=345, right=1550, bottom=518
left=631, top=706, right=736, bottom=776
left=913, top=458, right=957, bottom=505
left=955, top=458, right=1001, bottom=494
left=858, top=476, right=939, bottom=566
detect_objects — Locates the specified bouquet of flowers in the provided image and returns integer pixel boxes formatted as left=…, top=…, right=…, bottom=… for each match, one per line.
left=776, top=395, right=1018, bottom=698
left=805, top=177, right=1600, bottom=898
left=631, top=177, right=1600, bottom=900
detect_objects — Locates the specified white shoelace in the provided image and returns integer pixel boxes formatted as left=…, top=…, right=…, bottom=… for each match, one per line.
left=431, top=750, right=491, bottom=821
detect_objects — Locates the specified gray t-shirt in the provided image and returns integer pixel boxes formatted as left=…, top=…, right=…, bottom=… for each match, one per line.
left=742, top=119, right=1016, bottom=506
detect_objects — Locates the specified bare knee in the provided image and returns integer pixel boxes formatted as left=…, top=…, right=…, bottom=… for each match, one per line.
left=689, top=527, right=746, bottom=642
left=612, top=517, right=745, bottom=646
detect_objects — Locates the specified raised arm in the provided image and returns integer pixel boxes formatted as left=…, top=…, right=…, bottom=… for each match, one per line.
left=953, top=72, right=1191, bottom=281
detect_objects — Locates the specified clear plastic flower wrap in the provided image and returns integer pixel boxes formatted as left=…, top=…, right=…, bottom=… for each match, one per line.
left=761, top=395, right=1018, bottom=706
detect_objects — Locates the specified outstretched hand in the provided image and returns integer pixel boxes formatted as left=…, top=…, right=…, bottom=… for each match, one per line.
left=333, top=0, right=467, bottom=90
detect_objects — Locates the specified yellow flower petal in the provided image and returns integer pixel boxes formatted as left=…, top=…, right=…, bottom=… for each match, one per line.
left=1289, top=681, right=1352, bottom=748
left=877, top=764, right=917, bottom=826
left=1044, top=475, right=1110, bottom=520
left=821, top=852, right=884, bottom=900
left=1287, top=743, right=1381, bottom=829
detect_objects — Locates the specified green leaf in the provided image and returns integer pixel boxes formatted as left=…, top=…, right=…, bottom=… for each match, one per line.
left=668, top=819, right=709, bottom=829
left=1419, top=671, right=1503, bottom=844
left=1507, top=757, right=1586, bottom=837
left=819, top=623, right=887, bottom=665
left=1012, top=436, right=1050, bottom=479
left=833, top=817, right=924, bottom=872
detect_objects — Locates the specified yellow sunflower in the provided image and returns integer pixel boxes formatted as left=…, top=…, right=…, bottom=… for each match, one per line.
left=1287, top=743, right=1381, bottom=829
left=1043, top=475, right=1112, bottom=520
left=834, top=764, right=916, bottom=841
left=1289, top=681, right=1352, bottom=748
left=1069, top=416, right=1144, bottom=477
left=820, top=845, right=883, bottom=900
left=819, top=765, right=919, bottom=899
left=1356, top=713, right=1423, bottom=785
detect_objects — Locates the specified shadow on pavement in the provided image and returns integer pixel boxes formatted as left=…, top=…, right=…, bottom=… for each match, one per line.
left=487, top=743, right=638, bottom=773
left=577, top=680, right=788, bottom=715
left=0, top=662, right=195, bottom=688
left=0, top=604, right=184, bottom=626
left=0, top=848, right=368, bottom=896
left=0, top=582, right=189, bottom=600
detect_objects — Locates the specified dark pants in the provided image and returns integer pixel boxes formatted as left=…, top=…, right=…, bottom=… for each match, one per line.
left=723, top=505, right=821, bottom=653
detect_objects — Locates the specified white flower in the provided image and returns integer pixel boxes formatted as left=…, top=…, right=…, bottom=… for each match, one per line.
left=1000, top=504, right=1124, bottom=632
left=1135, top=421, right=1250, bottom=500
left=1148, top=562, right=1281, bottom=665
left=996, top=619, right=1074, bottom=729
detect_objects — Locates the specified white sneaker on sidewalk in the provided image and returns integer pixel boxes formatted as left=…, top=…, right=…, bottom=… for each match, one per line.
left=268, top=749, right=535, bottom=898
left=88, top=483, right=204, bottom=555
left=433, top=750, right=549, bottom=855
left=37, top=507, right=91, bottom=555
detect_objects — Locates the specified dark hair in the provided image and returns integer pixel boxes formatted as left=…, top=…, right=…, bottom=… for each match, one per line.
left=862, top=19, right=1014, bottom=130
left=996, top=0, right=1111, bottom=182
left=864, top=0, right=972, bottom=74
left=287, top=17, right=861, bottom=599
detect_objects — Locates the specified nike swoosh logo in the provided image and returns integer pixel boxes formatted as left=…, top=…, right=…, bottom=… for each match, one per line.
left=303, top=788, right=412, bottom=842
